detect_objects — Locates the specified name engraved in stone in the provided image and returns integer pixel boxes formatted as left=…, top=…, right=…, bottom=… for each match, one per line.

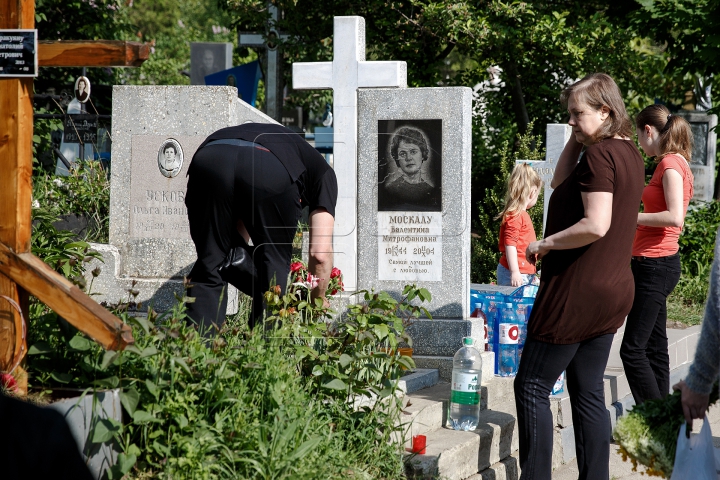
left=146, top=190, right=186, bottom=203
left=378, top=211, right=442, bottom=281
left=129, top=135, right=202, bottom=240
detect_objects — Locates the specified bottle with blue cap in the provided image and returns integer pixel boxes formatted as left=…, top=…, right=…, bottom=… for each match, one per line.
left=497, top=302, right=519, bottom=377
left=449, top=337, right=482, bottom=431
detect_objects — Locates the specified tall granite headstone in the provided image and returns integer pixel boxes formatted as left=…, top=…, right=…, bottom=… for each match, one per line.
left=86, top=86, right=277, bottom=311
left=357, top=87, right=476, bottom=368
left=676, top=111, right=718, bottom=202
left=191, top=42, right=233, bottom=85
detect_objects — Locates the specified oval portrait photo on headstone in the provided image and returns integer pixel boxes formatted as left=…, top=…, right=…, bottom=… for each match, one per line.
left=74, top=76, right=91, bottom=103
left=157, top=139, right=184, bottom=178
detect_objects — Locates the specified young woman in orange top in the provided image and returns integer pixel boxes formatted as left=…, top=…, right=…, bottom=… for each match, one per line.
left=620, top=104, right=694, bottom=404
left=496, top=163, right=542, bottom=286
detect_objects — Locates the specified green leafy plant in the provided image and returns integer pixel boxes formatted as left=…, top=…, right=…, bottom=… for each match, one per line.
left=32, top=161, right=111, bottom=243
left=614, top=383, right=719, bottom=478
left=27, top=288, right=410, bottom=479
left=266, top=284, right=429, bottom=402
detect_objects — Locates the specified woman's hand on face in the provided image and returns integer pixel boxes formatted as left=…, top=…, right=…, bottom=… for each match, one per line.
left=673, top=380, right=710, bottom=424
left=526, top=240, right=548, bottom=265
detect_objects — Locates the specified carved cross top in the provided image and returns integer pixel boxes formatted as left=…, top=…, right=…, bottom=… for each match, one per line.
left=291, top=16, right=407, bottom=290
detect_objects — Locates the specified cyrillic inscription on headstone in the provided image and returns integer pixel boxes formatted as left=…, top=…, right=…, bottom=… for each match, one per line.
left=0, top=29, right=37, bottom=77
left=129, top=136, right=205, bottom=239
left=63, top=114, right=98, bottom=144
left=377, top=212, right=442, bottom=281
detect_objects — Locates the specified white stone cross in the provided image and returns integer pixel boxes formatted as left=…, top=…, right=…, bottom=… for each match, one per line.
left=292, top=16, right=407, bottom=291
left=239, top=3, right=289, bottom=121
left=516, top=124, right=572, bottom=235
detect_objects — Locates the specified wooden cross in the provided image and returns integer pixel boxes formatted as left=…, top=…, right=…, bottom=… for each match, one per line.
left=1, top=0, right=149, bottom=394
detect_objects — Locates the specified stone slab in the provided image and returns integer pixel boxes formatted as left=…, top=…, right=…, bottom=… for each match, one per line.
left=357, top=87, right=473, bottom=320
left=400, top=368, right=439, bottom=394
left=407, top=318, right=486, bottom=357
left=474, top=409, right=518, bottom=472
left=413, top=352, right=494, bottom=384
left=405, top=427, right=480, bottom=480
left=469, top=454, right=520, bottom=480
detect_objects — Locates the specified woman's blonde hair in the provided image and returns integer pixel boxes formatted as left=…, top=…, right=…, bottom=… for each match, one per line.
left=560, top=73, right=634, bottom=143
left=635, top=104, right=693, bottom=162
left=495, top=163, right=542, bottom=222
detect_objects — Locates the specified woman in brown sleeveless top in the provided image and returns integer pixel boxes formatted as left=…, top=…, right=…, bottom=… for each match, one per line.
left=514, top=73, right=645, bottom=480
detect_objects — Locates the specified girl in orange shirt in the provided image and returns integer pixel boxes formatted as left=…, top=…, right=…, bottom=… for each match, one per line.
left=496, top=163, right=542, bottom=286
left=620, top=104, right=694, bottom=405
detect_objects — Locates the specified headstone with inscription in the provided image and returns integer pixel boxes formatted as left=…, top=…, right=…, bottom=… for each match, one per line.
left=190, top=42, right=233, bottom=86
left=675, top=111, right=718, bottom=202
left=85, top=86, right=278, bottom=311
left=356, top=87, right=476, bottom=371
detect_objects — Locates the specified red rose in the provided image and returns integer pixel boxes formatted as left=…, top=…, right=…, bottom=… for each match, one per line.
left=331, top=289, right=338, bottom=295
left=290, top=262, right=304, bottom=273
left=330, top=267, right=341, bottom=279
left=1, top=373, right=17, bottom=392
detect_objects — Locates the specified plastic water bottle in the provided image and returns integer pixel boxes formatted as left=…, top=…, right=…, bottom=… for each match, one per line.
left=470, top=302, right=487, bottom=351
left=485, top=302, right=498, bottom=353
left=516, top=304, right=528, bottom=357
left=498, top=303, right=519, bottom=377
left=552, top=371, right=566, bottom=395
left=449, top=337, right=482, bottom=431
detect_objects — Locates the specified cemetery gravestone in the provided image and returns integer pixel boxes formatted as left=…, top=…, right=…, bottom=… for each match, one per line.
left=86, top=86, right=278, bottom=311
left=516, top=124, right=573, bottom=234
left=190, top=42, right=233, bottom=85
left=676, top=111, right=718, bottom=202
left=357, top=87, right=476, bottom=362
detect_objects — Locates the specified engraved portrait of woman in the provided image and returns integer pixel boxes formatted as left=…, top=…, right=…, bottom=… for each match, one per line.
left=377, top=121, right=442, bottom=212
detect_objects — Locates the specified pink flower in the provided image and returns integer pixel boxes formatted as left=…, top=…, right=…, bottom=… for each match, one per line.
left=1, top=373, right=18, bottom=392
left=290, top=262, right=304, bottom=273
left=306, top=274, right=320, bottom=289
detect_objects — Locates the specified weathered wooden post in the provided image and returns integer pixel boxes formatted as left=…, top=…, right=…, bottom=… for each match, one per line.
left=1, top=0, right=150, bottom=394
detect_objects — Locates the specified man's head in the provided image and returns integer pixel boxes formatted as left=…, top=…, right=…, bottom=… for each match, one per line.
left=390, top=127, right=429, bottom=175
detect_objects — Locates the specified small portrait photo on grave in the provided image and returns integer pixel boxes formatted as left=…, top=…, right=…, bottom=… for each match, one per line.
left=74, top=76, right=91, bottom=103
left=157, top=139, right=184, bottom=178
left=377, top=120, right=442, bottom=212
left=190, top=42, right=232, bottom=85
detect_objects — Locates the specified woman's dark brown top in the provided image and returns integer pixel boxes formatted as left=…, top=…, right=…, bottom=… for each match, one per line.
left=528, top=138, right=644, bottom=344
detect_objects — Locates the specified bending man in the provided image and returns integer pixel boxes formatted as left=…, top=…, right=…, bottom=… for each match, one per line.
left=184, top=123, right=338, bottom=330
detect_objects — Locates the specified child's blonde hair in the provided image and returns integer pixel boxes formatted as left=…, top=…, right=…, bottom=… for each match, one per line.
left=495, top=163, right=542, bottom=223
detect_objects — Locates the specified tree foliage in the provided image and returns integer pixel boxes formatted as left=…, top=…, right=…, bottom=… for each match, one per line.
left=634, top=0, right=720, bottom=78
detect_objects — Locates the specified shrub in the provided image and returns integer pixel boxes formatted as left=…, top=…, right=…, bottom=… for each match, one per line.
left=674, top=200, right=720, bottom=306
left=32, top=160, right=111, bottom=243
left=25, top=285, right=423, bottom=479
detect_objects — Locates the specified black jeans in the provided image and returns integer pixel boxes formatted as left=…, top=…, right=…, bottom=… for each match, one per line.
left=620, top=253, right=681, bottom=404
left=515, top=334, right=614, bottom=480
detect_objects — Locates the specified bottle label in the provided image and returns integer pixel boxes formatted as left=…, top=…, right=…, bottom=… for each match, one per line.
left=451, top=372, right=480, bottom=405
left=499, top=324, right=519, bottom=344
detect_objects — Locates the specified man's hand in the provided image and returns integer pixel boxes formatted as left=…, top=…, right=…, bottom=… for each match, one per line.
left=673, top=380, right=710, bottom=424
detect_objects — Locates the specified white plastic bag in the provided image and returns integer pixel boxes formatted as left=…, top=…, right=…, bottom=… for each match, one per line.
left=670, top=419, right=717, bottom=480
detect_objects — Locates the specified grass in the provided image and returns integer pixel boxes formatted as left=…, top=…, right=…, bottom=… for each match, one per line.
left=666, top=293, right=705, bottom=326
